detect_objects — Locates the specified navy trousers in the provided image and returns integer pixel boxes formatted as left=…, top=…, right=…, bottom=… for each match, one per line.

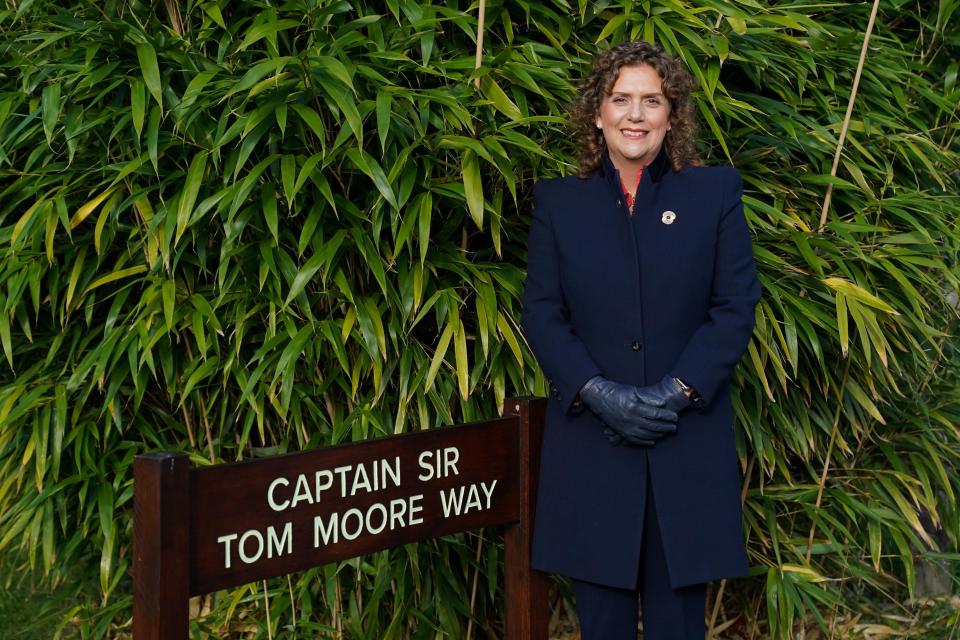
left=572, top=464, right=707, bottom=640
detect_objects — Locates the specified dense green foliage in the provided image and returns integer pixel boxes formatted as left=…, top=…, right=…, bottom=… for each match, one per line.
left=1, top=0, right=958, bottom=637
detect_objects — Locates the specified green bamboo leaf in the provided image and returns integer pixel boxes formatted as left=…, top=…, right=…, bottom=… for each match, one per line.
left=41, top=82, right=60, bottom=144
left=261, top=183, right=279, bottom=243
left=596, top=14, right=627, bottom=43
left=162, top=280, right=176, bottom=331
left=147, top=105, right=161, bottom=170
left=355, top=297, right=385, bottom=360
left=747, top=340, right=773, bottom=399
left=284, top=253, right=325, bottom=308
left=275, top=101, right=287, bottom=134
left=93, top=191, right=120, bottom=256
left=65, top=247, right=86, bottom=312
left=201, top=2, right=226, bottom=27
left=376, top=90, right=392, bottom=152
left=394, top=194, right=421, bottom=258
left=181, top=356, right=221, bottom=401
left=11, top=200, right=46, bottom=246
left=346, top=148, right=397, bottom=209
left=285, top=232, right=347, bottom=307
left=192, top=311, right=207, bottom=355
left=280, top=155, right=296, bottom=206
left=461, top=150, right=484, bottom=228
left=293, top=153, right=324, bottom=202
left=237, top=19, right=300, bottom=52
left=314, top=55, right=354, bottom=90
left=496, top=313, right=523, bottom=369
left=696, top=101, right=730, bottom=159
left=726, top=15, right=748, bottom=34
left=41, top=501, right=53, bottom=572
left=868, top=520, right=881, bottom=570
left=355, top=233, right=389, bottom=297
left=317, top=77, right=362, bottom=144
left=175, top=152, right=208, bottom=244
left=97, top=482, right=114, bottom=539
left=226, top=58, right=294, bottom=98
left=418, top=191, right=432, bottom=265
left=175, top=70, right=217, bottom=117
left=290, top=104, right=326, bottom=148
left=136, top=42, right=163, bottom=107
left=364, top=297, right=387, bottom=358
left=100, top=524, right=114, bottom=595
left=479, top=76, right=523, bottom=121
left=845, top=378, right=885, bottom=424
left=0, top=303, right=12, bottom=368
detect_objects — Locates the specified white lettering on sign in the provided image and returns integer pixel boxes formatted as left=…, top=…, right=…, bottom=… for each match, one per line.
left=218, top=446, right=504, bottom=571
left=417, top=447, right=460, bottom=481
left=313, top=494, right=425, bottom=547
left=267, top=456, right=401, bottom=512
left=440, top=480, right=497, bottom=517
left=267, top=477, right=290, bottom=511
left=217, top=522, right=293, bottom=569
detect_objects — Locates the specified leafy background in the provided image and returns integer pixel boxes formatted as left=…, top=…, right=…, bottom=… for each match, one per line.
left=1, top=0, right=959, bottom=637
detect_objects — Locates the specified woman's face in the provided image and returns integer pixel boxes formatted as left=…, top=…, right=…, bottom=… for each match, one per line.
left=595, top=64, right=671, bottom=176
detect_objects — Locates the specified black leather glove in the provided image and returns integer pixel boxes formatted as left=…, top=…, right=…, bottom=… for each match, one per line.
left=579, top=376, right=678, bottom=446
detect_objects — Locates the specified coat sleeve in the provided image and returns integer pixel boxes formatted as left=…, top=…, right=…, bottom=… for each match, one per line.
left=669, top=169, right=761, bottom=406
left=521, top=182, right=603, bottom=412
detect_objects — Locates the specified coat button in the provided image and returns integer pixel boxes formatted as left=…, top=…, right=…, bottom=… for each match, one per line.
left=616, top=200, right=622, bottom=208
left=631, top=340, right=642, bottom=351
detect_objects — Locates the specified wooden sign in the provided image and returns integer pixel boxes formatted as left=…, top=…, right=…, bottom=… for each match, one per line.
left=134, top=397, right=547, bottom=639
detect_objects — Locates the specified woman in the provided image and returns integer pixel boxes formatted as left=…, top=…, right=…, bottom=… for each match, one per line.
left=521, top=41, right=761, bottom=639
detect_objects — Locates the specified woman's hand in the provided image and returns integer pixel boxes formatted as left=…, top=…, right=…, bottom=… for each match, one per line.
left=579, top=376, right=678, bottom=446
left=637, top=375, right=694, bottom=413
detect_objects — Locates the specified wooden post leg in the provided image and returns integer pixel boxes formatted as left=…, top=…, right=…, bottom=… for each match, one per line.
left=504, top=397, right=549, bottom=639
left=134, top=452, right=190, bottom=640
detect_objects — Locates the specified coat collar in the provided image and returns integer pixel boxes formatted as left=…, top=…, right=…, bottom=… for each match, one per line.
left=598, top=144, right=672, bottom=195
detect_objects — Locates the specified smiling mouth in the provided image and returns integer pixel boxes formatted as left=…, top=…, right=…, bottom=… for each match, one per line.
left=621, top=129, right=649, bottom=139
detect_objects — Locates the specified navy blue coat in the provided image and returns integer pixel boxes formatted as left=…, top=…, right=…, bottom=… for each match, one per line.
left=521, top=147, right=761, bottom=589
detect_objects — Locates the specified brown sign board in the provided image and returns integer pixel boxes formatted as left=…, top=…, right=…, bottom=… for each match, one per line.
left=190, top=417, right=519, bottom=593
left=133, top=397, right=548, bottom=640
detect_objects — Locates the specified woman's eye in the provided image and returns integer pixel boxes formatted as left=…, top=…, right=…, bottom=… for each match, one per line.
left=646, top=98, right=662, bottom=106
left=613, top=97, right=628, bottom=104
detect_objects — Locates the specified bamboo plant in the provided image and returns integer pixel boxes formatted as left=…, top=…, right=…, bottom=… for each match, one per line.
left=0, top=0, right=958, bottom=637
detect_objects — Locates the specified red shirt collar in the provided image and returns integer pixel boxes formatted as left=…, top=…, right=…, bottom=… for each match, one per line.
left=620, top=168, right=643, bottom=211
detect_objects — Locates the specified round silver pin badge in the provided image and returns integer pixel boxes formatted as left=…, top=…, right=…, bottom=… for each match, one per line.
left=661, top=210, right=677, bottom=225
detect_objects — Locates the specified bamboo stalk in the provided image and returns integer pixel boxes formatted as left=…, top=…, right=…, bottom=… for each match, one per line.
left=818, top=0, right=881, bottom=232
left=287, top=574, right=297, bottom=629
left=263, top=580, right=273, bottom=640
left=473, top=0, right=486, bottom=88
left=465, top=531, right=484, bottom=640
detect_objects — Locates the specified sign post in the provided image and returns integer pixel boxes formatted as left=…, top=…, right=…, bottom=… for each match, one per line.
left=133, top=397, right=547, bottom=638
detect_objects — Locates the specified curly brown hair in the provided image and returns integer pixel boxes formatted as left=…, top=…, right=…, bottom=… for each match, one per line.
left=570, top=41, right=701, bottom=178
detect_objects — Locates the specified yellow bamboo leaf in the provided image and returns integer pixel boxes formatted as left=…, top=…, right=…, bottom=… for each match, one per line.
left=70, top=186, right=119, bottom=229
left=83, top=265, right=148, bottom=295
left=424, top=323, right=454, bottom=393
left=454, top=323, right=468, bottom=400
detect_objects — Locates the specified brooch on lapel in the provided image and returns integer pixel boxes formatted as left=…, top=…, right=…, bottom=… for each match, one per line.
left=661, top=210, right=677, bottom=225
